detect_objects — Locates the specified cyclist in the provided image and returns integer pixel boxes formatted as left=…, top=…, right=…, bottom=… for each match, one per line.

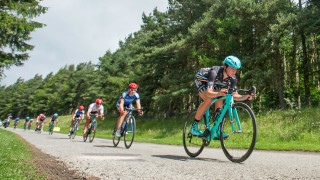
left=69, top=106, right=85, bottom=136
left=115, top=83, right=143, bottom=137
left=35, top=114, right=46, bottom=132
left=28, top=118, right=34, bottom=130
left=24, top=117, right=30, bottom=130
left=49, top=113, right=59, bottom=130
left=13, top=117, right=20, bottom=128
left=4, top=113, right=12, bottom=126
left=192, top=55, right=254, bottom=137
left=83, top=99, right=104, bottom=137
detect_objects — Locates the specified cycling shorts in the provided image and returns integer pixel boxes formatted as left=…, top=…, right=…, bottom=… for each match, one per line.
left=116, top=103, right=132, bottom=110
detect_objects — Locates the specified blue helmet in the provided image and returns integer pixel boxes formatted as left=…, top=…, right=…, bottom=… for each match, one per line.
left=223, top=56, right=241, bottom=69
left=27, top=117, right=30, bottom=119
left=16, top=117, right=20, bottom=120
left=54, top=113, right=58, bottom=117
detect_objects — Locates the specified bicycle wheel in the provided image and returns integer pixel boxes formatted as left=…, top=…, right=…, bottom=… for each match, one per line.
left=112, top=122, right=120, bottom=147
left=89, top=123, right=96, bottom=143
left=220, top=102, right=257, bottom=163
left=183, top=114, right=206, bottom=157
left=71, top=123, right=78, bottom=139
left=124, top=116, right=136, bottom=149
left=83, top=129, right=88, bottom=142
left=48, top=124, right=53, bottom=135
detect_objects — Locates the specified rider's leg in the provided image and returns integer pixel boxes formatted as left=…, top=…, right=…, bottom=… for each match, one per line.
left=83, top=118, right=90, bottom=136
left=69, top=119, right=75, bottom=133
left=116, top=111, right=128, bottom=137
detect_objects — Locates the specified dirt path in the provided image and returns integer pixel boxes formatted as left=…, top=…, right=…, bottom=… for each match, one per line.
left=6, top=127, right=320, bottom=179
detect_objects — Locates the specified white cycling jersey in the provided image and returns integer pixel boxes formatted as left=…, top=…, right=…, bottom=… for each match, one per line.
left=88, top=103, right=104, bottom=114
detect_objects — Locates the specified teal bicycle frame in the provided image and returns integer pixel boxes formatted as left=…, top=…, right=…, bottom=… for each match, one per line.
left=201, top=92, right=241, bottom=139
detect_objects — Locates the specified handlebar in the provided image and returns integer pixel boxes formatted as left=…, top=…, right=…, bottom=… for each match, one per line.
left=125, top=107, right=143, bottom=111
left=214, top=81, right=256, bottom=96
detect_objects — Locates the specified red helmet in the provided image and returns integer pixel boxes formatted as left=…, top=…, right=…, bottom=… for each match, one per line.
left=129, top=83, right=138, bottom=89
left=79, top=106, right=84, bottom=110
left=96, top=99, right=103, bottom=104
left=40, top=114, right=45, bottom=119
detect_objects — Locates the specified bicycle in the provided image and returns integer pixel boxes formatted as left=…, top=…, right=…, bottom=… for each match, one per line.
left=183, top=82, right=257, bottom=163
left=69, top=117, right=81, bottom=139
left=27, top=120, right=33, bottom=130
left=48, top=121, right=56, bottom=135
left=13, top=121, right=19, bottom=129
left=35, top=121, right=43, bottom=134
left=112, top=107, right=141, bottom=149
left=83, top=114, right=102, bottom=143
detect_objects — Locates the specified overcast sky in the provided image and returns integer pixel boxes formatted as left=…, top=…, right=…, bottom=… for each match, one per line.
left=0, top=0, right=168, bottom=86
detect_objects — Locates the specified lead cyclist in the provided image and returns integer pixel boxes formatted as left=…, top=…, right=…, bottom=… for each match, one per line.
left=192, top=55, right=254, bottom=137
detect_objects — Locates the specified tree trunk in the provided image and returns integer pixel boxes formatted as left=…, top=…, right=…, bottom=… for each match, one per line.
left=276, top=47, right=286, bottom=108
left=299, top=0, right=311, bottom=106
left=292, top=25, right=301, bottom=108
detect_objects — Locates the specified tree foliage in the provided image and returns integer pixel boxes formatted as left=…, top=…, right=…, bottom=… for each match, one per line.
left=0, top=0, right=319, bottom=119
left=0, top=0, right=47, bottom=76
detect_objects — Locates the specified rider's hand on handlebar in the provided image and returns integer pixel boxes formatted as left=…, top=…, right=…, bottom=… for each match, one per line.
left=139, top=111, right=143, bottom=116
left=217, top=89, right=228, bottom=97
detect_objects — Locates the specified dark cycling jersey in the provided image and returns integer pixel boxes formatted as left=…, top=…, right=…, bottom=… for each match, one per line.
left=194, top=66, right=237, bottom=92
left=51, top=115, right=58, bottom=122
left=74, top=109, right=85, bottom=117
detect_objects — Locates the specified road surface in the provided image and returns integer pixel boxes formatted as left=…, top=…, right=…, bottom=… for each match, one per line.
left=5, top=128, right=320, bottom=179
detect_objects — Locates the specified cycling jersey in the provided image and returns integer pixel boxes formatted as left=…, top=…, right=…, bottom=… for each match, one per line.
left=74, top=109, right=85, bottom=117
left=51, top=116, right=58, bottom=122
left=117, top=91, right=140, bottom=106
left=37, top=116, right=46, bottom=121
left=194, top=66, right=237, bottom=92
left=88, top=103, right=104, bottom=114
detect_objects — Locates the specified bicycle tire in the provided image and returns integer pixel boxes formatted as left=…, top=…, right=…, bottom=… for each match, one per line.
left=89, top=123, right=96, bottom=143
left=183, top=114, right=206, bottom=157
left=71, top=123, right=78, bottom=139
left=83, top=129, right=88, bottom=142
left=220, top=102, right=257, bottom=163
left=124, top=116, right=136, bottom=149
left=49, top=124, right=54, bottom=135
left=112, top=122, right=120, bottom=147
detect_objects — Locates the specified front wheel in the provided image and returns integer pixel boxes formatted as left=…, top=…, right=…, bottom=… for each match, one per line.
left=183, top=114, right=206, bottom=157
left=112, top=122, right=120, bottom=147
left=71, top=123, right=78, bottom=139
left=124, top=117, right=136, bottom=149
left=220, top=103, right=257, bottom=163
left=89, top=123, right=96, bottom=143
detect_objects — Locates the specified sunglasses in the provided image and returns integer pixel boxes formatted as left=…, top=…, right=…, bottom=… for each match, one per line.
left=96, top=103, right=102, bottom=105
left=130, top=89, right=137, bottom=92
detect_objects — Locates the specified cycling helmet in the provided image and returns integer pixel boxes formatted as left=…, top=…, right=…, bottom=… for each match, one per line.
left=16, top=117, right=20, bottom=120
left=79, top=106, right=84, bottom=110
left=129, top=83, right=138, bottom=89
left=40, top=114, right=45, bottom=119
left=54, top=113, right=58, bottom=117
left=96, top=99, right=103, bottom=104
left=223, top=55, right=241, bottom=69
left=27, top=117, right=30, bottom=119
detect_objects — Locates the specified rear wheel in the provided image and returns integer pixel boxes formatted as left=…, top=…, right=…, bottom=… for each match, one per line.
left=112, top=122, right=120, bottom=147
left=89, top=123, right=96, bottom=143
left=48, top=124, right=53, bottom=135
left=124, top=117, right=136, bottom=149
left=221, top=103, right=257, bottom=163
left=183, top=114, right=206, bottom=157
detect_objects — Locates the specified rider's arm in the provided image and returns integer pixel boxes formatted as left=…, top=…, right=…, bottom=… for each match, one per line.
left=233, top=92, right=253, bottom=101
left=119, top=99, right=125, bottom=114
left=86, top=104, right=92, bottom=118
left=100, top=106, right=104, bottom=120
left=136, top=100, right=143, bottom=115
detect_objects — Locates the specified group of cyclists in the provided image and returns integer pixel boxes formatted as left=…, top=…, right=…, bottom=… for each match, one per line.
left=2, top=55, right=255, bottom=141
left=1, top=83, right=143, bottom=139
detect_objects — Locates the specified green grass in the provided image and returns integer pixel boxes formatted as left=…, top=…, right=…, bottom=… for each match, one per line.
left=0, top=129, right=44, bottom=179
left=13, top=106, right=320, bottom=151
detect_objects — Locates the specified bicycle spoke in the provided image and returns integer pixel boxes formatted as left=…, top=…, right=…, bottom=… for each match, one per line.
left=221, top=103, right=257, bottom=163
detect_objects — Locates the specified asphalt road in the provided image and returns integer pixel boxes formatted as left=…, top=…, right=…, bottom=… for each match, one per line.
left=5, top=128, right=320, bottom=179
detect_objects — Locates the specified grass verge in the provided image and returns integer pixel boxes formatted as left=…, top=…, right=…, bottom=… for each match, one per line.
left=0, top=129, right=44, bottom=179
